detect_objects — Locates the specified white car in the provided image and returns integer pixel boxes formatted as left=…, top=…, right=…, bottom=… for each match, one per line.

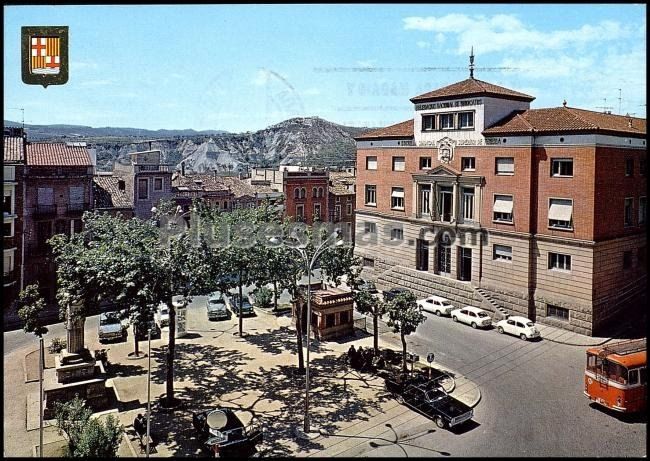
left=496, top=316, right=541, bottom=340
left=156, top=303, right=170, bottom=328
left=417, top=295, right=455, bottom=316
left=450, top=306, right=492, bottom=329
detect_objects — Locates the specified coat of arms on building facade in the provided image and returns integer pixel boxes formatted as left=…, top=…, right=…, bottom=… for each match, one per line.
left=22, top=26, right=69, bottom=87
left=436, top=137, right=455, bottom=164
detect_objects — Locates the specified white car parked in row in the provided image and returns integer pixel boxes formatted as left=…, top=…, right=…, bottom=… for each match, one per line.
left=495, top=316, right=541, bottom=340
left=450, top=306, right=492, bottom=329
left=417, top=295, right=455, bottom=316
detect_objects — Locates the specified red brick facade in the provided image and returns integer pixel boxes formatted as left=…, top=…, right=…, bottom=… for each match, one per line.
left=283, top=171, right=330, bottom=225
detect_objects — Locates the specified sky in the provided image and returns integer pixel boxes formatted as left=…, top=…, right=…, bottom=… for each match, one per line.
left=3, top=4, right=647, bottom=133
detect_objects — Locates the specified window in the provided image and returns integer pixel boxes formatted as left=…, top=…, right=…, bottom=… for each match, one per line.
left=363, top=257, right=375, bottom=267
left=137, top=178, right=149, bottom=200
left=153, top=177, right=163, bottom=191
left=296, top=204, right=304, bottom=220
left=325, top=313, right=336, bottom=328
left=548, top=198, right=573, bottom=229
left=419, top=157, right=432, bottom=169
left=312, top=187, right=318, bottom=198
left=547, top=304, right=569, bottom=321
left=392, top=156, right=405, bottom=171
left=37, top=187, right=54, bottom=206
left=462, top=188, right=474, bottom=222
left=625, top=158, right=634, bottom=176
left=548, top=252, right=571, bottom=271
left=3, top=252, right=14, bottom=275
left=294, top=188, right=300, bottom=199
left=391, top=228, right=403, bottom=241
left=639, top=197, right=646, bottom=225
left=495, top=157, right=514, bottom=175
left=391, top=187, right=405, bottom=210
left=364, top=222, right=376, bottom=234
left=419, top=184, right=431, bottom=215
left=628, top=369, right=639, bottom=385
left=71, top=219, right=83, bottom=235
left=346, top=222, right=352, bottom=238
left=623, top=250, right=632, bottom=269
left=366, top=156, right=377, bottom=170
left=346, top=203, right=352, bottom=215
left=624, top=198, right=633, bottom=227
left=339, top=310, right=350, bottom=324
left=439, top=113, right=454, bottom=129
left=314, top=203, right=321, bottom=220
left=493, top=195, right=513, bottom=223
left=458, top=112, right=474, bottom=129
left=493, top=244, right=512, bottom=262
left=4, top=222, right=13, bottom=237
left=461, top=157, right=475, bottom=171
left=69, top=186, right=84, bottom=204
left=3, top=190, right=13, bottom=215
left=318, top=187, right=324, bottom=198
left=551, top=158, right=574, bottom=177
left=365, top=185, right=377, bottom=206
left=422, top=114, right=435, bottom=131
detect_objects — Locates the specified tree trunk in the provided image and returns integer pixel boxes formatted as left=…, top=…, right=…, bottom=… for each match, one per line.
left=273, top=280, right=278, bottom=311
left=166, top=299, right=176, bottom=406
left=134, top=333, right=140, bottom=356
left=401, top=330, right=407, bottom=374
left=296, top=299, right=305, bottom=372
left=238, top=281, right=244, bottom=336
left=373, top=308, right=379, bottom=355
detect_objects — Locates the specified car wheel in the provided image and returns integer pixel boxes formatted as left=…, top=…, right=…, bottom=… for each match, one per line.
left=497, top=326, right=504, bottom=334
left=434, top=416, right=446, bottom=429
left=452, top=316, right=458, bottom=322
left=435, top=310, right=442, bottom=317
left=471, top=322, right=477, bottom=329
left=520, top=333, right=528, bottom=341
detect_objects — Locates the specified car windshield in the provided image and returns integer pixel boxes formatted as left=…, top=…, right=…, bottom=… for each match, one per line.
left=160, top=308, right=168, bottom=315
left=526, top=322, right=534, bottom=327
left=100, top=315, right=118, bottom=325
left=209, top=299, right=224, bottom=304
left=425, top=389, right=446, bottom=402
left=477, top=312, right=489, bottom=318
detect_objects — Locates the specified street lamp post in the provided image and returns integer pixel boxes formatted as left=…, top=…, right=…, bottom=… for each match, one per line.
left=146, top=328, right=152, bottom=458
left=272, top=229, right=343, bottom=435
left=39, top=337, right=44, bottom=458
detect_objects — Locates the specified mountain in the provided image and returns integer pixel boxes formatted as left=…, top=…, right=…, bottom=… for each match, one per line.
left=5, top=117, right=372, bottom=172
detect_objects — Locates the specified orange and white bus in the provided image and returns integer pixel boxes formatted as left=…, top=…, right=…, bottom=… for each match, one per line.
left=584, top=338, right=646, bottom=413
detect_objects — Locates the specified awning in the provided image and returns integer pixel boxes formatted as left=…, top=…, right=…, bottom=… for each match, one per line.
left=493, top=196, right=513, bottom=213
left=548, top=199, right=573, bottom=221
left=391, top=189, right=405, bottom=198
left=494, top=245, right=512, bottom=257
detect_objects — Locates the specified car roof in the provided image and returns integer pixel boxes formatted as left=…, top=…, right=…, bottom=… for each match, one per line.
left=507, top=316, right=533, bottom=323
left=461, top=305, right=486, bottom=313
left=427, top=295, right=449, bottom=302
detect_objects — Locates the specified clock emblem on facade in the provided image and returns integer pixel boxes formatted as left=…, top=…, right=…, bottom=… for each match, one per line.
left=436, top=137, right=455, bottom=164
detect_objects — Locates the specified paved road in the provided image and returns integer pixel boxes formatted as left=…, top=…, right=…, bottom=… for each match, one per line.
left=370, top=311, right=647, bottom=457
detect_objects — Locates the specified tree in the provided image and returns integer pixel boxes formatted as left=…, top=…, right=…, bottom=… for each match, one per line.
left=319, top=240, right=362, bottom=289
left=353, top=288, right=385, bottom=355
left=384, top=291, right=426, bottom=373
left=54, top=394, right=123, bottom=457
left=14, top=283, right=49, bottom=367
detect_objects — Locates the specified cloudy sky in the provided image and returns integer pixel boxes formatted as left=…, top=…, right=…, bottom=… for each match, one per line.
left=3, top=4, right=646, bottom=132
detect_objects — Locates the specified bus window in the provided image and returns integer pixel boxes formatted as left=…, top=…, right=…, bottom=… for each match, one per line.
left=640, top=368, right=647, bottom=385
left=586, top=354, right=602, bottom=373
left=606, top=361, right=628, bottom=384
left=628, top=369, right=639, bottom=385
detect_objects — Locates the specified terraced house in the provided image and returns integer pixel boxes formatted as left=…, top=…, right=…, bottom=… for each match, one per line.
left=354, top=68, right=646, bottom=336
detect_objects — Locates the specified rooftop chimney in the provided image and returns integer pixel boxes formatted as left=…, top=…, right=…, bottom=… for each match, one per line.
left=181, top=161, right=185, bottom=176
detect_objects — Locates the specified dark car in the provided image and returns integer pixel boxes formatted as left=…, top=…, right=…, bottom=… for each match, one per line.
left=207, top=293, right=229, bottom=320
left=355, top=279, right=378, bottom=294
left=385, top=376, right=473, bottom=429
left=383, top=287, right=412, bottom=302
left=98, top=312, right=127, bottom=343
left=134, top=318, right=161, bottom=341
left=226, top=294, right=255, bottom=317
left=192, top=408, right=263, bottom=458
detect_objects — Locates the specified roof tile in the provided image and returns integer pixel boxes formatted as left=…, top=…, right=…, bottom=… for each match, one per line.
left=355, top=119, right=414, bottom=140
left=93, top=175, right=133, bottom=209
left=27, top=142, right=93, bottom=166
left=3, top=136, right=25, bottom=162
left=410, top=78, right=535, bottom=103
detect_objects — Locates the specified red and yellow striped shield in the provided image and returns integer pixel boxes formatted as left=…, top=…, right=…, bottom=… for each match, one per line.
left=30, top=36, right=61, bottom=74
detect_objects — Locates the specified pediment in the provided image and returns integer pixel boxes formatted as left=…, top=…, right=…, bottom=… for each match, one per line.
left=428, top=165, right=460, bottom=176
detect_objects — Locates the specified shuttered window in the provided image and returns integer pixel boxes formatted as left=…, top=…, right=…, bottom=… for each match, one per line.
left=37, top=187, right=54, bottom=205
left=495, top=157, right=515, bottom=175
left=548, top=198, right=573, bottom=229
left=69, top=186, right=84, bottom=204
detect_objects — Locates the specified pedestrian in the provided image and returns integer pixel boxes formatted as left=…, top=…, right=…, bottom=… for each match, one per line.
left=134, top=413, right=146, bottom=436
left=348, top=345, right=356, bottom=364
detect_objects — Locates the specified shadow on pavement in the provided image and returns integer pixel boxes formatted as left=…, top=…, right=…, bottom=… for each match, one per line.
left=588, top=403, right=647, bottom=424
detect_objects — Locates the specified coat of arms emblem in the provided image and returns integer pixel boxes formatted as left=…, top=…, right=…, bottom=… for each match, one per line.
left=22, top=26, right=69, bottom=87
left=436, top=137, right=455, bottom=164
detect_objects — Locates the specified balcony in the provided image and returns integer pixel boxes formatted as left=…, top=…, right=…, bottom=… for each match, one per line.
left=66, top=202, right=89, bottom=214
left=135, top=164, right=170, bottom=173
left=34, top=204, right=57, bottom=217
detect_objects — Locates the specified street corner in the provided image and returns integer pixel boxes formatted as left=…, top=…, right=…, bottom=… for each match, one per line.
left=449, top=377, right=482, bottom=409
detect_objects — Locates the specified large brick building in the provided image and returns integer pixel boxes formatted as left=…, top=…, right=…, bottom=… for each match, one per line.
left=354, top=72, right=646, bottom=336
left=283, top=170, right=330, bottom=225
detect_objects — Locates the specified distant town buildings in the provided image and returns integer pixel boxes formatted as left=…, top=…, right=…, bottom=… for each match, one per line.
left=353, top=57, right=647, bottom=336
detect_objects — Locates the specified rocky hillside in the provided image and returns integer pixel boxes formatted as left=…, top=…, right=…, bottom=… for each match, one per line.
left=6, top=117, right=370, bottom=172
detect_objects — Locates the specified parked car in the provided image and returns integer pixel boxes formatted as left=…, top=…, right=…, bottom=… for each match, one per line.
left=417, top=295, right=455, bottom=316
left=134, top=318, right=161, bottom=341
left=496, top=316, right=541, bottom=340
left=383, top=287, right=411, bottom=302
left=385, top=375, right=473, bottom=429
left=156, top=304, right=170, bottom=328
left=207, top=293, right=229, bottom=321
left=226, top=294, right=255, bottom=317
left=355, top=279, right=378, bottom=294
left=192, top=407, right=263, bottom=458
left=450, top=306, right=492, bottom=329
left=98, top=312, right=127, bottom=342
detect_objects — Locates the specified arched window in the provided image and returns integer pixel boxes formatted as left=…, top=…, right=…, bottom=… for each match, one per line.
left=294, top=188, right=300, bottom=199
left=318, top=187, right=324, bottom=198
left=313, top=187, right=318, bottom=198
left=300, top=188, right=306, bottom=199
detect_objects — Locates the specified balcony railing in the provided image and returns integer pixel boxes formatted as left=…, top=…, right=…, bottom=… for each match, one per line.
left=135, top=164, right=170, bottom=173
left=34, top=204, right=57, bottom=217
left=67, top=202, right=89, bottom=214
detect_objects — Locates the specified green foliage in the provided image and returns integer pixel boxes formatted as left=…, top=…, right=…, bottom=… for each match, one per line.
left=353, top=288, right=382, bottom=316
left=48, top=337, right=67, bottom=354
left=14, top=283, right=48, bottom=338
left=385, top=290, right=425, bottom=336
left=320, top=243, right=362, bottom=288
left=253, top=286, right=273, bottom=309
left=54, top=395, right=123, bottom=457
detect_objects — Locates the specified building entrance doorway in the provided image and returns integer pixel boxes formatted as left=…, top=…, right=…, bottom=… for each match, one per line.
left=416, top=239, right=429, bottom=271
left=437, top=245, right=451, bottom=276
left=458, top=247, right=472, bottom=281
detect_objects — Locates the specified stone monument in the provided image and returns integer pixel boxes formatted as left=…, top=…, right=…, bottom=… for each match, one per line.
left=43, top=299, right=108, bottom=418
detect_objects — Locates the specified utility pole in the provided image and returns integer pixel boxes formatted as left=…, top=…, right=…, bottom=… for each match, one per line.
left=618, top=89, right=622, bottom=115
left=39, top=337, right=44, bottom=458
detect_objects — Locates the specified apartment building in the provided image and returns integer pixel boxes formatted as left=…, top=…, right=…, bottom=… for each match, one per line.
left=328, top=170, right=356, bottom=242
left=355, top=70, right=646, bottom=336
left=283, top=170, right=330, bottom=225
